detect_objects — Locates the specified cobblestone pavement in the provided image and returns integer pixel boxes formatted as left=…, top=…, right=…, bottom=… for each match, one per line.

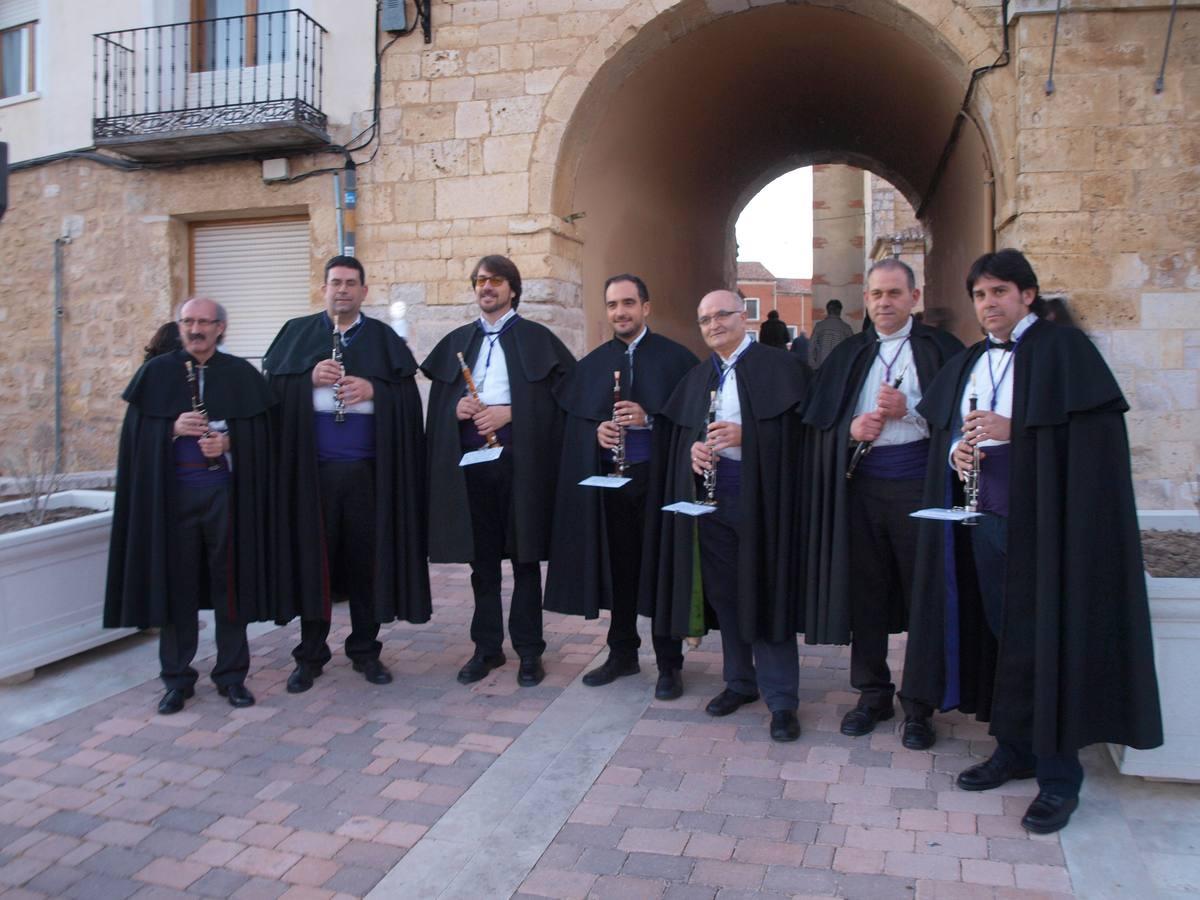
left=0, top=564, right=1193, bottom=899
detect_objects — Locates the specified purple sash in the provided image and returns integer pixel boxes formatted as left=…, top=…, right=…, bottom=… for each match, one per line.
left=855, top=439, right=928, bottom=481
left=978, top=443, right=1011, bottom=517
left=315, top=412, right=376, bottom=463
left=174, top=437, right=230, bottom=487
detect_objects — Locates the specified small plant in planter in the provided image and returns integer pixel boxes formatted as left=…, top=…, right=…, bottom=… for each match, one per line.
left=0, top=426, right=75, bottom=534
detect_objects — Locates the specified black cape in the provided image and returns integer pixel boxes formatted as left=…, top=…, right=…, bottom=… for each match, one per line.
left=262, top=312, right=431, bottom=626
left=652, top=342, right=811, bottom=641
left=104, top=349, right=275, bottom=628
left=903, top=319, right=1163, bottom=755
left=421, top=316, right=575, bottom=563
left=800, top=321, right=964, bottom=644
left=544, top=331, right=698, bottom=618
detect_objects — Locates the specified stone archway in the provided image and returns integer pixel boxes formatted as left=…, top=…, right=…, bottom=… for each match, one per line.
left=543, top=0, right=1010, bottom=350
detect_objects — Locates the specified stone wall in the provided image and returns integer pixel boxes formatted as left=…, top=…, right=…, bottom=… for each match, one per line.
left=0, top=0, right=1195, bottom=507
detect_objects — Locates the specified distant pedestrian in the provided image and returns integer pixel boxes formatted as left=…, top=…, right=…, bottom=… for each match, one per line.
left=809, top=299, right=854, bottom=368
left=758, top=309, right=790, bottom=349
left=790, top=331, right=810, bottom=365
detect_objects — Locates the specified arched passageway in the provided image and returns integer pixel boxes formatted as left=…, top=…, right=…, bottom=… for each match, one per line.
left=554, top=0, right=999, bottom=350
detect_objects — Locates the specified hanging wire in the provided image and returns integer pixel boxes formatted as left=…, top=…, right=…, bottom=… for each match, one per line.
left=1155, top=0, right=1179, bottom=93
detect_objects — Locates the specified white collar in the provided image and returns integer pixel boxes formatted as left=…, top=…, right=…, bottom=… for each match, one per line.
left=479, top=307, right=517, bottom=334
left=988, top=312, right=1038, bottom=346
left=719, top=333, right=753, bottom=366
left=876, top=316, right=914, bottom=343
left=620, top=326, right=649, bottom=351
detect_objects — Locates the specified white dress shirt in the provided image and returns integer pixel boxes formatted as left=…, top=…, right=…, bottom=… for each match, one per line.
left=312, top=313, right=375, bottom=415
left=713, top=334, right=752, bottom=461
left=623, top=326, right=651, bottom=433
left=949, top=312, right=1038, bottom=465
left=852, top=317, right=928, bottom=446
left=473, top=308, right=516, bottom=406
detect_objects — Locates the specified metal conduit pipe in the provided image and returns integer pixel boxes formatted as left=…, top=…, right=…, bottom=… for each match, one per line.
left=53, top=236, right=70, bottom=475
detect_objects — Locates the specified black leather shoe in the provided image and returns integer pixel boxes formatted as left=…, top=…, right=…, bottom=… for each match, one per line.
left=956, top=756, right=1036, bottom=792
left=217, top=683, right=256, bottom=708
left=1021, top=791, right=1079, bottom=834
left=457, top=652, right=506, bottom=685
left=901, top=716, right=936, bottom=750
left=286, top=664, right=323, bottom=694
left=705, top=688, right=759, bottom=717
left=582, top=656, right=640, bottom=687
left=654, top=669, right=683, bottom=701
left=770, top=710, right=801, bottom=742
left=157, top=687, right=194, bottom=715
left=353, top=658, right=394, bottom=685
left=840, top=704, right=895, bottom=737
left=517, top=657, right=545, bottom=687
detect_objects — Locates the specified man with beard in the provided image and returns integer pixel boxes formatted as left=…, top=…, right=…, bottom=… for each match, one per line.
left=654, top=290, right=810, bottom=742
left=801, top=258, right=963, bottom=750
left=903, top=249, right=1161, bottom=833
left=264, top=255, right=430, bottom=694
left=105, top=298, right=273, bottom=714
left=546, top=274, right=697, bottom=699
left=422, top=255, right=575, bottom=687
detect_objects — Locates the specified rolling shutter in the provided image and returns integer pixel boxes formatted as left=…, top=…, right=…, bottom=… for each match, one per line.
left=191, top=219, right=312, bottom=365
left=0, top=1, right=38, bottom=30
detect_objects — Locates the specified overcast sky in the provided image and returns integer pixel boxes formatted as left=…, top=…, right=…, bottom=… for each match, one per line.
left=735, top=167, right=813, bottom=279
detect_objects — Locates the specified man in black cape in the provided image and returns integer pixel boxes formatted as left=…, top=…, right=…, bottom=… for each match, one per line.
left=903, top=249, right=1161, bottom=834
left=653, top=290, right=810, bottom=742
left=422, top=255, right=575, bottom=687
left=801, top=259, right=963, bottom=750
left=105, top=298, right=273, bottom=714
left=545, top=274, right=697, bottom=700
left=263, top=255, right=430, bottom=694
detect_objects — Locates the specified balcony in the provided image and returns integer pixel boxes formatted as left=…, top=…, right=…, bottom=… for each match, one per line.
left=93, top=10, right=328, bottom=162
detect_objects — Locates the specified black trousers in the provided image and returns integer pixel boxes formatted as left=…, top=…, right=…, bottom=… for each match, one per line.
left=847, top=475, right=931, bottom=719
left=602, top=462, right=684, bottom=672
left=160, top=483, right=249, bottom=690
left=971, top=513, right=1083, bottom=797
left=698, top=481, right=798, bottom=713
left=293, top=460, right=382, bottom=668
left=464, top=450, right=545, bottom=660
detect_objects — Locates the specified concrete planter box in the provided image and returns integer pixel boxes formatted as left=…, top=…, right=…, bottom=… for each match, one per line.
left=1109, top=510, right=1200, bottom=782
left=0, top=490, right=135, bottom=680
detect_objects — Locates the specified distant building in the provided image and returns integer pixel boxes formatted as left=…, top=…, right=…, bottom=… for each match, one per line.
left=736, top=262, right=812, bottom=342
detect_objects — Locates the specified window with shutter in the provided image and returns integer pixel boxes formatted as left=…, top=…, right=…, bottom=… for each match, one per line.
left=190, top=218, right=312, bottom=367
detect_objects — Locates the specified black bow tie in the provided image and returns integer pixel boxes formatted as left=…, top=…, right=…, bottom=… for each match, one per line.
left=989, top=340, right=1016, bottom=351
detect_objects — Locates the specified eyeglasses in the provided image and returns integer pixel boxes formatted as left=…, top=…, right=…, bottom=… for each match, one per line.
left=178, top=318, right=220, bottom=328
left=473, top=275, right=507, bottom=288
left=697, top=309, right=742, bottom=328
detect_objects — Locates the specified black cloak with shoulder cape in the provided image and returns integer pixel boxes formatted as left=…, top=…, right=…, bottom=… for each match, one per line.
left=544, top=331, right=698, bottom=618
left=104, top=349, right=274, bottom=628
left=421, top=316, right=575, bottom=563
left=800, top=321, right=964, bottom=644
left=262, top=312, right=431, bottom=626
left=903, top=319, right=1163, bottom=756
left=650, top=342, right=811, bottom=641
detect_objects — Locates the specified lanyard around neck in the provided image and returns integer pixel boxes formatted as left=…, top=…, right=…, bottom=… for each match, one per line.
left=985, top=339, right=1018, bottom=411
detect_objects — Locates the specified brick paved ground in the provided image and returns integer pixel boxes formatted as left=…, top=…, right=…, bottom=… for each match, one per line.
left=0, top=565, right=607, bottom=900
left=0, top=563, right=1077, bottom=899
left=513, top=638, right=1075, bottom=900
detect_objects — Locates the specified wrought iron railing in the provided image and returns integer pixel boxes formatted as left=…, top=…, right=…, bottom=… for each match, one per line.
left=93, top=10, right=326, bottom=141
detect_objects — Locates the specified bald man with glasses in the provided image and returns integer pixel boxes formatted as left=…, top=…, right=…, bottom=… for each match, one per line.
left=653, top=290, right=812, bottom=742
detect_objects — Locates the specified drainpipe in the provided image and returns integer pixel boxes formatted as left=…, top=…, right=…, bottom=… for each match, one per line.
left=53, top=235, right=70, bottom=475
left=333, top=172, right=344, bottom=253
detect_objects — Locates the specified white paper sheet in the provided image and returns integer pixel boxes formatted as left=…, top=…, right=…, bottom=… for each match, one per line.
left=579, top=475, right=632, bottom=488
left=910, top=507, right=981, bottom=522
left=459, top=447, right=504, bottom=467
left=662, top=501, right=717, bottom=516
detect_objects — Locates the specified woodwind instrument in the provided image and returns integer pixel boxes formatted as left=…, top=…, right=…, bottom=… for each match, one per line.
left=457, top=351, right=500, bottom=449
left=961, top=377, right=981, bottom=526
left=184, top=360, right=222, bottom=471
left=846, top=365, right=908, bottom=479
left=611, top=370, right=627, bottom=477
left=699, top=390, right=719, bottom=506
left=331, top=314, right=346, bottom=424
